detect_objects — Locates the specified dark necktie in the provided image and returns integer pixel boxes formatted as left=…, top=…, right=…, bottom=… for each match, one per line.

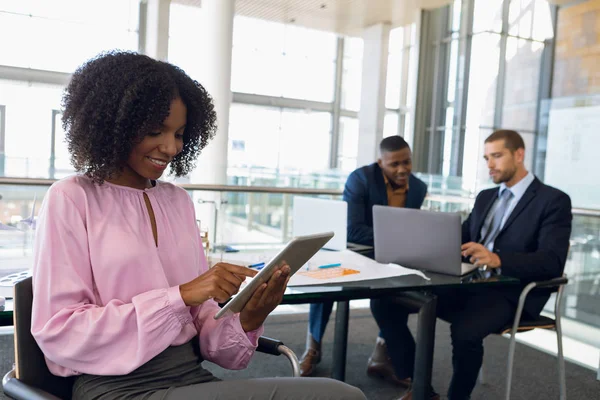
left=481, top=189, right=514, bottom=249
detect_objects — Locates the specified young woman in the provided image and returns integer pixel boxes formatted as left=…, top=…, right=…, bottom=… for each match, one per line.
left=31, top=51, right=365, bottom=400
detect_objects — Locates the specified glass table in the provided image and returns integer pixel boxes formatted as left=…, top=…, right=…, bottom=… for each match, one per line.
left=280, top=271, right=520, bottom=400
left=0, top=271, right=519, bottom=400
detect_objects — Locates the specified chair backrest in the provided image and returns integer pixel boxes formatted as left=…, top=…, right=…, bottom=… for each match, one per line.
left=13, top=277, right=74, bottom=399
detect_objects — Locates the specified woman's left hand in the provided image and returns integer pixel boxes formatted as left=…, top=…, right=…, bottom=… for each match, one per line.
left=239, top=264, right=291, bottom=332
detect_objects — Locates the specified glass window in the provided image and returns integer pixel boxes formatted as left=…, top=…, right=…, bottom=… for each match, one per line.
left=466, top=33, right=501, bottom=130
left=385, top=28, right=404, bottom=109
left=228, top=104, right=331, bottom=172
left=51, top=111, right=74, bottom=179
left=473, top=0, right=504, bottom=34
left=509, top=0, right=535, bottom=38
left=231, top=16, right=336, bottom=102
left=451, top=0, right=463, bottom=32
left=279, top=109, right=331, bottom=171
left=462, top=33, right=501, bottom=186
left=168, top=3, right=207, bottom=82
left=502, top=37, right=542, bottom=132
left=0, top=0, right=139, bottom=73
left=0, top=106, right=5, bottom=176
left=228, top=104, right=282, bottom=169
left=340, top=37, right=363, bottom=111
left=531, top=0, right=554, bottom=41
left=446, top=39, right=460, bottom=105
left=0, top=80, right=64, bottom=178
left=337, top=117, right=359, bottom=172
left=383, top=112, right=399, bottom=138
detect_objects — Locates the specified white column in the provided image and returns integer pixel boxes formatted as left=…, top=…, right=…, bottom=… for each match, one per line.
left=357, top=23, right=391, bottom=167
left=192, top=0, right=234, bottom=186
left=187, top=0, right=235, bottom=247
left=142, top=0, right=171, bottom=61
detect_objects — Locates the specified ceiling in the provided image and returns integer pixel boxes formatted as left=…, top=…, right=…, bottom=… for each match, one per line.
left=173, top=0, right=585, bottom=37
left=234, top=0, right=454, bottom=36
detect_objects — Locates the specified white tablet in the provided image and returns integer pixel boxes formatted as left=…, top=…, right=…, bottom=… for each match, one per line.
left=214, top=231, right=334, bottom=319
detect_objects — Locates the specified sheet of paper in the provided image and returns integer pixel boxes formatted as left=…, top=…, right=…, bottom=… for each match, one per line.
left=211, top=249, right=430, bottom=286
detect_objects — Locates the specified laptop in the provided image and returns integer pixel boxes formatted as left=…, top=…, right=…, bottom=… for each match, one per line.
left=292, top=197, right=347, bottom=251
left=372, top=205, right=478, bottom=276
left=292, top=197, right=374, bottom=252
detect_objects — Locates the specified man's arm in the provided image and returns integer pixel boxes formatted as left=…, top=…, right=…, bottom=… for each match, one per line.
left=499, top=192, right=572, bottom=283
left=461, top=212, right=473, bottom=244
left=461, top=192, right=483, bottom=244
left=344, top=171, right=374, bottom=246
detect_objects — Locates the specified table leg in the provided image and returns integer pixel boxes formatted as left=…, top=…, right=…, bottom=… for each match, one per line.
left=390, top=292, right=438, bottom=400
left=413, top=293, right=438, bottom=400
left=332, top=300, right=350, bottom=381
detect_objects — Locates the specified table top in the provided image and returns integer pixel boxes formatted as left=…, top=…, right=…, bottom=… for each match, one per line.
left=0, top=244, right=521, bottom=323
left=280, top=270, right=519, bottom=304
left=0, top=271, right=518, bottom=323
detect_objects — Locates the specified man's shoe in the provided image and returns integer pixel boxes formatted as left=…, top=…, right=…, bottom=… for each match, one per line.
left=397, top=389, right=440, bottom=400
left=366, top=337, right=411, bottom=387
left=299, top=333, right=321, bottom=377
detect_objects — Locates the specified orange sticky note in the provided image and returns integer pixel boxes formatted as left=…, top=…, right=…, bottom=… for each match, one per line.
left=298, top=267, right=360, bottom=280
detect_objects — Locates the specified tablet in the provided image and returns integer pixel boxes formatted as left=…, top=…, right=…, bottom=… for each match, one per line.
left=214, top=231, right=334, bottom=319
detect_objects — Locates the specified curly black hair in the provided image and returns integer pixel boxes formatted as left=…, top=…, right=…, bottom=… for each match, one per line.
left=62, top=50, right=217, bottom=183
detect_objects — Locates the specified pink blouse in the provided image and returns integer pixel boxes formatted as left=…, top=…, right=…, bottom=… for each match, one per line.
left=31, top=175, right=263, bottom=377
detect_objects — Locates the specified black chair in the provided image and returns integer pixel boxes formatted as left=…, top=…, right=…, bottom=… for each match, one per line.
left=2, top=277, right=300, bottom=400
left=480, top=275, right=569, bottom=400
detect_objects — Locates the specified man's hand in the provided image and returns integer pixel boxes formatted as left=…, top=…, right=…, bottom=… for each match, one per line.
left=461, top=242, right=501, bottom=269
left=239, top=264, right=291, bottom=332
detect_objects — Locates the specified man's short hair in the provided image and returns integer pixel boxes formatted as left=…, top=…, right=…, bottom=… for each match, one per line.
left=485, top=130, right=525, bottom=152
left=380, top=136, right=409, bottom=153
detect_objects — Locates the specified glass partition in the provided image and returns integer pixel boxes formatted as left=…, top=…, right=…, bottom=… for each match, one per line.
left=1, top=179, right=599, bottom=356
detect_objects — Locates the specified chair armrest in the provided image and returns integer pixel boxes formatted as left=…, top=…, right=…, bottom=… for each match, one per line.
left=256, top=336, right=301, bottom=377
left=531, top=276, right=568, bottom=289
left=257, top=336, right=284, bottom=356
left=3, top=370, right=62, bottom=400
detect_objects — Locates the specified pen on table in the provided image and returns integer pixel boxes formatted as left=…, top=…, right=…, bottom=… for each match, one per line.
left=318, top=263, right=341, bottom=269
left=248, top=262, right=265, bottom=270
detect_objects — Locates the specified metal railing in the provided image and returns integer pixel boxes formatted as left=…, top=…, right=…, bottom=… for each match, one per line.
left=1, top=177, right=597, bottom=218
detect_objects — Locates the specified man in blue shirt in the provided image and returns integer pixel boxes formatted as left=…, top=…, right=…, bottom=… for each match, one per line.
left=371, top=130, right=572, bottom=400
left=298, top=136, right=427, bottom=382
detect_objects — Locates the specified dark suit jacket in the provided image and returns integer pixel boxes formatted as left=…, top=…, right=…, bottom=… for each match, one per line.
left=462, top=177, right=572, bottom=317
left=343, top=162, right=427, bottom=246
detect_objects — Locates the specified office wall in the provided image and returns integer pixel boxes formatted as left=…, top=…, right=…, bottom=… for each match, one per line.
left=553, top=0, right=600, bottom=97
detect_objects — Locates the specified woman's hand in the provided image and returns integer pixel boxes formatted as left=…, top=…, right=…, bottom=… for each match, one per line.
left=179, top=263, right=257, bottom=306
left=239, top=264, right=291, bottom=332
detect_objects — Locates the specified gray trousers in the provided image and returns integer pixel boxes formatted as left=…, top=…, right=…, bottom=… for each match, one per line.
left=73, top=340, right=365, bottom=400
left=145, top=377, right=366, bottom=400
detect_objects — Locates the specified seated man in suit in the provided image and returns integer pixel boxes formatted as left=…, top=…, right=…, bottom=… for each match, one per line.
left=299, top=136, right=428, bottom=379
left=371, top=130, right=572, bottom=400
